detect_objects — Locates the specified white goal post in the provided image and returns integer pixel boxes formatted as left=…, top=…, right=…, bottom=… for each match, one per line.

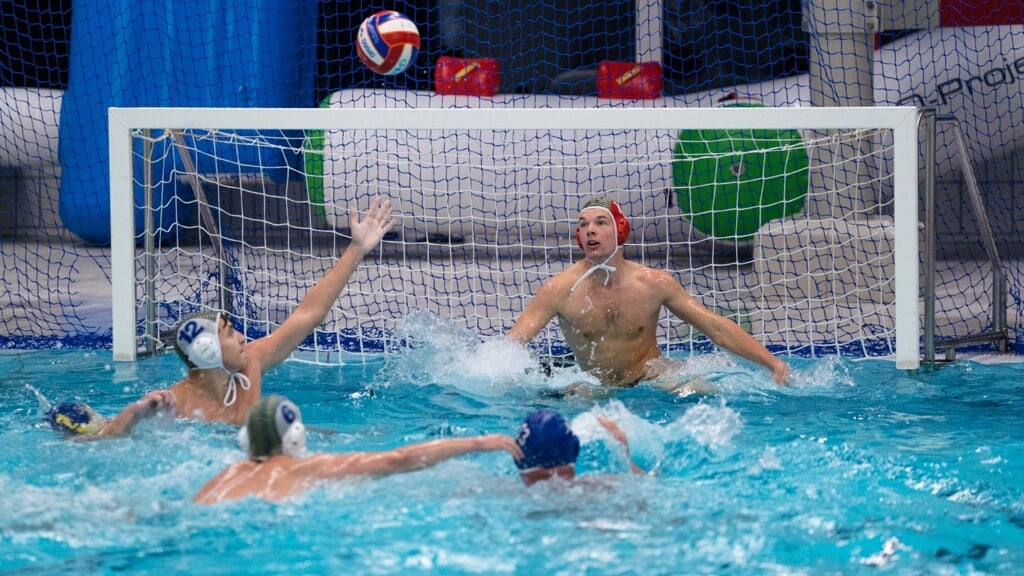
left=109, top=106, right=920, bottom=369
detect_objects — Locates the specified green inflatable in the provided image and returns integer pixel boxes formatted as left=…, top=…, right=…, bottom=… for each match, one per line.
left=673, top=104, right=809, bottom=242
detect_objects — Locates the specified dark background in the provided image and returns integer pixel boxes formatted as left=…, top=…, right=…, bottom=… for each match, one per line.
left=1, top=0, right=811, bottom=103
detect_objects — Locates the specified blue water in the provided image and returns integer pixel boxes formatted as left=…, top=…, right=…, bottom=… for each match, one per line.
left=2, top=325, right=1024, bottom=574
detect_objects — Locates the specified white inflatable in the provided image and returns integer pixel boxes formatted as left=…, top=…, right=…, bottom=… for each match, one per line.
left=0, top=88, right=62, bottom=167
left=319, top=26, right=1024, bottom=240
left=875, top=25, right=1024, bottom=176
left=321, top=89, right=684, bottom=244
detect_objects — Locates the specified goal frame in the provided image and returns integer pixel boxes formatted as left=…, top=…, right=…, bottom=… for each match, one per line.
left=108, top=106, right=921, bottom=369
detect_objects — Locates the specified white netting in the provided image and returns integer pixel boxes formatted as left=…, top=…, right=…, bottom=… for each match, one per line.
left=117, top=107, right=916, bottom=364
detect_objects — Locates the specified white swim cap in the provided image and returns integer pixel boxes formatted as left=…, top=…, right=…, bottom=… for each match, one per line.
left=239, top=395, right=307, bottom=460
left=175, top=311, right=223, bottom=370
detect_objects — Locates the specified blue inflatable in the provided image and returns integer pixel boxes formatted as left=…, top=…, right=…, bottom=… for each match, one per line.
left=58, top=0, right=316, bottom=245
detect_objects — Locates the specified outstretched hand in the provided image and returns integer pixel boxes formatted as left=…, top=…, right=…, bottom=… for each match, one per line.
left=135, top=389, right=176, bottom=418
left=95, top=389, right=176, bottom=439
left=771, top=360, right=791, bottom=387
left=349, top=196, right=395, bottom=256
left=480, top=434, right=525, bottom=460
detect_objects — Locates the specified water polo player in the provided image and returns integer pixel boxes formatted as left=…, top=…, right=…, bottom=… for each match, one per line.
left=514, top=409, right=642, bottom=486
left=508, top=196, right=789, bottom=388
left=86, top=196, right=394, bottom=435
left=194, top=395, right=523, bottom=503
left=44, top=390, right=175, bottom=439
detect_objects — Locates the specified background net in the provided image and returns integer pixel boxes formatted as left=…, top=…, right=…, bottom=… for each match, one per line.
left=2, top=1, right=1023, bottom=358
left=118, top=111, right=904, bottom=361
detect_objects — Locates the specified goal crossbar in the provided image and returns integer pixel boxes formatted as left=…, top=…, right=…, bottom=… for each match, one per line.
left=109, top=106, right=920, bottom=369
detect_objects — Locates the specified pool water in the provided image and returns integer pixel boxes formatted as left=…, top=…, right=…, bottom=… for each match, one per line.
left=2, top=325, right=1024, bottom=574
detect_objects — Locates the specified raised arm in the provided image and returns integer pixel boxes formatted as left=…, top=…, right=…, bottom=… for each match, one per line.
left=302, top=434, right=523, bottom=481
left=251, top=196, right=395, bottom=370
left=660, top=273, right=789, bottom=385
left=596, top=417, right=644, bottom=474
left=94, top=390, right=175, bottom=439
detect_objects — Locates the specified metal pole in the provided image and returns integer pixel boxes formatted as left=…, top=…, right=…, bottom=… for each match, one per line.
left=143, top=131, right=157, bottom=356
left=921, top=109, right=936, bottom=366
left=948, top=118, right=1007, bottom=349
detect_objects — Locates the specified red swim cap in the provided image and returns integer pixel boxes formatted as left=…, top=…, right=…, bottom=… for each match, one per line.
left=575, top=197, right=631, bottom=250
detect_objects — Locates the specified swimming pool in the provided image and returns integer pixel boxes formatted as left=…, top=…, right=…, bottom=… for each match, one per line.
left=3, top=331, right=1023, bottom=574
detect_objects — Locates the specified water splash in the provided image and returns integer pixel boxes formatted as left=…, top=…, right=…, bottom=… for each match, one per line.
left=650, top=352, right=778, bottom=397
left=675, top=400, right=744, bottom=449
left=378, top=311, right=551, bottom=397
left=569, top=399, right=742, bottom=473
left=25, top=383, right=52, bottom=420
left=789, top=355, right=855, bottom=390
left=860, top=536, right=908, bottom=567
left=572, top=400, right=668, bottom=472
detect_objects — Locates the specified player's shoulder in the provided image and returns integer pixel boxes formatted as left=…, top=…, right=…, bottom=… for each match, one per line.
left=544, top=261, right=589, bottom=289
left=631, top=262, right=675, bottom=282
left=167, top=377, right=189, bottom=395
left=630, top=263, right=687, bottom=294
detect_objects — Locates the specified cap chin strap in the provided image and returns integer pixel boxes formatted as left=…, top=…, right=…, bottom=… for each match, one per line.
left=221, top=371, right=252, bottom=407
left=570, top=245, right=619, bottom=292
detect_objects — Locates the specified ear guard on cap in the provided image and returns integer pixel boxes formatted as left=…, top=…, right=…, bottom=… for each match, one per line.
left=575, top=200, right=631, bottom=250
left=176, top=315, right=223, bottom=370
left=238, top=422, right=307, bottom=459
left=275, top=400, right=307, bottom=458
left=239, top=396, right=308, bottom=460
left=281, top=421, right=307, bottom=458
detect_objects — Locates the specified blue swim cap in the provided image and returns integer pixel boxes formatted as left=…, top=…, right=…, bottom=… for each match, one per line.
left=46, top=402, right=103, bottom=436
left=514, top=410, right=580, bottom=470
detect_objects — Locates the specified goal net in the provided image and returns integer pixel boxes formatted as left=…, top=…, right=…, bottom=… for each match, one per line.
left=109, top=106, right=920, bottom=368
